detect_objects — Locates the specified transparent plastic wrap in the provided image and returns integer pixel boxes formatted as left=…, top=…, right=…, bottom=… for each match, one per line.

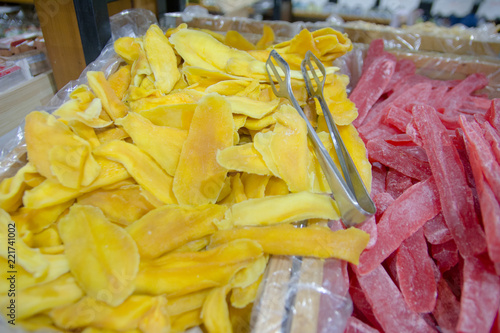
left=343, top=20, right=500, bottom=58
left=335, top=42, right=500, bottom=98
left=0, top=8, right=354, bottom=333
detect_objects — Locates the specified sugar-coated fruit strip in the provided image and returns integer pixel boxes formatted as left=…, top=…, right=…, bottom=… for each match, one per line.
left=412, top=104, right=486, bottom=257
left=351, top=56, right=396, bottom=127
left=348, top=268, right=383, bottom=331
left=354, top=264, right=438, bottom=333
left=436, top=73, right=489, bottom=112
left=486, top=98, right=500, bottom=131
left=345, top=316, right=381, bottom=333
left=482, top=121, right=500, bottom=164
left=459, top=116, right=500, bottom=203
left=462, top=128, right=500, bottom=262
left=373, top=192, right=394, bottom=221
left=359, top=83, right=432, bottom=141
left=427, top=86, right=449, bottom=108
left=358, top=177, right=441, bottom=275
left=361, top=39, right=386, bottom=74
left=396, top=228, right=437, bottom=313
left=385, top=169, right=413, bottom=199
left=457, top=255, right=500, bottom=333
left=431, top=240, right=460, bottom=273
left=356, top=216, right=377, bottom=250
left=367, top=138, right=432, bottom=181
left=383, top=105, right=412, bottom=133
left=370, top=163, right=387, bottom=196
left=384, top=59, right=416, bottom=94
left=423, top=213, right=453, bottom=245
left=432, top=278, right=460, bottom=332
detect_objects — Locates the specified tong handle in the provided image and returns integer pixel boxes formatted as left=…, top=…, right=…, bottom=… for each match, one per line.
left=266, top=50, right=375, bottom=226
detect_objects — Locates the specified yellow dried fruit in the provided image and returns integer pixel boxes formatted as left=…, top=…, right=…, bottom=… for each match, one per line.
left=87, top=71, right=129, bottom=120
left=127, top=204, right=226, bottom=259
left=11, top=199, right=73, bottom=235
left=0, top=163, right=37, bottom=212
left=94, top=140, right=177, bottom=205
left=108, top=64, right=131, bottom=100
left=202, top=285, right=232, bottom=333
left=173, top=94, right=234, bottom=205
left=217, top=143, right=271, bottom=176
left=58, top=205, right=139, bottom=306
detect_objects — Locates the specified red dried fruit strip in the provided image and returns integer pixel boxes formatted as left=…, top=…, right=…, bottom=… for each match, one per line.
left=383, top=105, right=412, bottom=133
left=356, top=216, right=377, bottom=250
left=354, top=264, right=438, bottom=333
left=431, top=240, right=460, bottom=273
left=436, top=73, right=489, bottom=112
left=345, top=316, right=381, bottom=333
left=385, top=169, right=413, bottom=199
left=367, top=138, right=432, bottom=181
left=486, top=98, right=500, bottom=131
left=358, top=177, right=441, bottom=275
left=411, top=104, right=486, bottom=257
left=423, top=213, right=453, bottom=245
left=432, top=278, right=460, bottom=333
left=462, top=128, right=500, bottom=262
left=428, top=86, right=449, bottom=108
left=384, top=59, right=416, bottom=94
left=396, top=228, right=437, bottom=313
left=349, top=269, right=383, bottom=331
left=371, top=162, right=387, bottom=196
left=351, top=56, right=396, bottom=127
left=483, top=121, right=500, bottom=164
left=361, top=39, right=387, bottom=74
left=373, top=192, right=394, bottom=221
left=459, top=116, right=500, bottom=203
left=457, top=255, right=500, bottom=333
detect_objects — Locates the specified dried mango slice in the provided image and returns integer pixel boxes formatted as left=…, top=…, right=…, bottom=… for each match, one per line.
left=0, top=254, right=68, bottom=292
left=171, top=309, right=202, bottom=333
left=256, top=25, right=275, bottom=50
left=94, top=140, right=177, bottom=205
left=127, top=204, right=226, bottom=259
left=54, top=98, right=113, bottom=128
left=0, top=208, right=49, bottom=277
left=167, top=289, right=210, bottom=317
left=0, top=273, right=83, bottom=320
left=138, top=103, right=196, bottom=130
left=230, top=191, right=339, bottom=227
left=211, top=224, right=369, bottom=264
left=114, top=37, right=141, bottom=64
left=11, top=200, right=73, bottom=235
left=135, top=239, right=263, bottom=296
left=253, top=131, right=280, bottom=177
left=0, top=163, right=37, bottom=212
left=219, top=173, right=247, bottom=206
left=58, top=205, right=139, bottom=306
left=270, top=104, right=310, bottom=192
left=25, top=226, right=62, bottom=248
left=224, top=30, right=256, bottom=51
left=201, top=285, right=231, bottom=333
left=130, top=45, right=152, bottom=88
left=144, top=24, right=180, bottom=94
left=217, top=143, right=272, bottom=176
left=25, top=111, right=100, bottom=189
left=108, top=64, right=131, bottom=100
left=77, top=185, right=154, bottom=226
left=173, top=94, right=234, bottom=205
left=171, top=236, right=210, bottom=253
left=205, top=80, right=252, bottom=96
left=129, top=90, right=203, bottom=112
left=244, top=114, right=276, bottom=130
left=49, top=295, right=165, bottom=332
left=231, top=255, right=267, bottom=289
left=226, top=95, right=279, bottom=119
left=69, top=120, right=101, bottom=149
left=241, top=173, right=270, bottom=199
left=170, top=28, right=256, bottom=72
left=138, top=295, right=170, bottom=333
left=116, top=113, right=188, bottom=176
left=23, top=157, right=129, bottom=209
left=17, top=314, right=60, bottom=333
left=231, top=275, right=263, bottom=309
left=264, top=176, right=289, bottom=196
left=87, top=71, right=129, bottom=120
left=96, top=126, right=130, bottom=144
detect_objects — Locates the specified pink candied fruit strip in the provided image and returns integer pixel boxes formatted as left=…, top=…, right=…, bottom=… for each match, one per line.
left=396, top=228, right=437, bottom=313
left=436, top=73, right=489, bottom=112
left=351, top=56, right=396, bottom=127
left=367, top=138, right=432, bottom=181
left=423, top=213, right=453, bottom=245
left=432, top=278, right=460, bottom=333
left=357, top=177, right=441, bottom=275
left=459, top=116, right=500, bottom=203
left=356, top=216, right=377, bottom=250
left=411, top=104, right=486, bottom=258
left=457, top=255, right=500, bottom=333
left=383, top=105, right=412, bottom=132
left=482, top=121, right=500, bottom=164
left=345, top=316, right=381, bottom=333
left=354, top=265, right=437, bottom=333
left=486, top=98, right=500, bottom=131
left=370, top=162, right=387, bottom=196
left=361, top=39, right=387, bottom=74
left=384, top=59, right=416, bottom=94
left=462, top=131, right=500, bottom=263
left=349, top=269, right=383, bottom=331
left=385, top=169, right=413, bottom=199
left=373, top=192, right=394, bottom=221
left=431, top=240, right=460, bottom=273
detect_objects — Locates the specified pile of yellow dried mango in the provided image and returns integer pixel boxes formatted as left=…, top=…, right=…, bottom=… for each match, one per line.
left=0, top=23, right=372, bottom=333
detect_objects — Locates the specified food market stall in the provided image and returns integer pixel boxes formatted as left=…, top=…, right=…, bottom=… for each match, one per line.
left=1, top=5, right=500, bottom=333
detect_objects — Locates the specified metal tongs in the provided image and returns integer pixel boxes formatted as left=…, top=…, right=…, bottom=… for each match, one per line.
left=266, top=50, right=376, bottom=226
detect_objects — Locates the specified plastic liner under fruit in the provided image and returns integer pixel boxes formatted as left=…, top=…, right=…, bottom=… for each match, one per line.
left=0, top=8, right=353, bottom=333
